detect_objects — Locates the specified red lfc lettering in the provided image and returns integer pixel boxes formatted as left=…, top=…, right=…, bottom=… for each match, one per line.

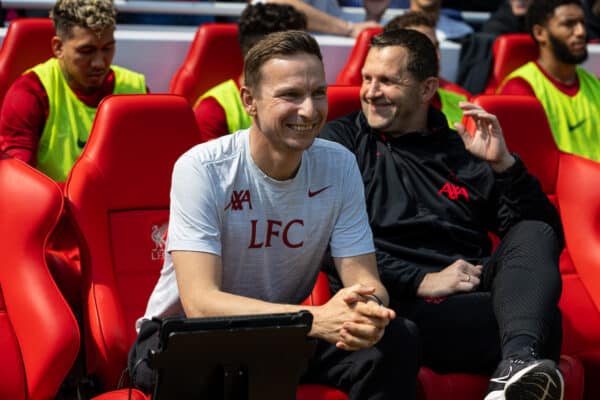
left=248, top=219, right=304, bottom=249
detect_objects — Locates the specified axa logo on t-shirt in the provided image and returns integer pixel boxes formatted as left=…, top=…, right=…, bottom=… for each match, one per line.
left=249, top=219, right=304, bottom=249
left=225, top=189, right=253, bottom=211
left=438, top=182, right=469, bottom=201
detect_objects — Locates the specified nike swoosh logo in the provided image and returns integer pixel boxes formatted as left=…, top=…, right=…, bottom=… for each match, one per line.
left=490, top=365, right=513, bottom=384
left=308, top=185, right=331, bottom=197
left=568, top=119, right=586, bottom=131
left=77, top=138, right=87, bottom=148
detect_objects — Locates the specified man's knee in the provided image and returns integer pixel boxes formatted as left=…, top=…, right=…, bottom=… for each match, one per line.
left=378, top=317, right=421, bottom=365
left=504, top=220, right=560, bottom=253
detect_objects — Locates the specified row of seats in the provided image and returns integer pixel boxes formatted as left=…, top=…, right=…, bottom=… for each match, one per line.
left=0, top=17, right=598, bottom=400
left=2, top=90, right=594, bottom=400
left=0, top=18, right=540, bottom=110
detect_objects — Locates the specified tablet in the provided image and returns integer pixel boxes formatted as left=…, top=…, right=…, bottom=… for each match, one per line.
left=150, top=310, right=315, bottom=400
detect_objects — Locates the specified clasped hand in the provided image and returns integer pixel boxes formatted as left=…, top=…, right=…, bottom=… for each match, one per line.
left=315, top=284, right=395, bottom=351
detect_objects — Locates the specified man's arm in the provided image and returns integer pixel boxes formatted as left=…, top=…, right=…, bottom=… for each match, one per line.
left=455, top=101, right=564, bottom=245
left=266, top=0, right=379, bottom=37
left=173, top=249, right=393, bottom=351
left=0, top=73, right=47, bottom=165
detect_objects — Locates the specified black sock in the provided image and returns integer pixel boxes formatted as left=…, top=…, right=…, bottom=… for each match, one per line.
left=502, top=334, right=538, bottom=360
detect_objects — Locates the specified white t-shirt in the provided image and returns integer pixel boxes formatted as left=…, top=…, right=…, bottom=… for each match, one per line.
left=138, top=129, right=374, bottom=330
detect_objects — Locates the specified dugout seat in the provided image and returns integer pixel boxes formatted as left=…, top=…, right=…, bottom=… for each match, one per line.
left=483, top=33, right=538, bottom=94
left=335, top=27, right=382, bottom=86
left=64, top=95, right=202, bottom=390
left=0, top=18, right=54, bottom=109
left=470, top=94, right=599, bottom=400
left=169, top=23, right=242, bottom=105
left=0, top=17, right=82, bottom=314
left=326, top=85, right=361, bottom=121
left=0, top=154, right=80, bottom=400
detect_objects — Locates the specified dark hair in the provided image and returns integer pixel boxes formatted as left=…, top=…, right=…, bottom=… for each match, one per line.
left=244, top=30, right=322, bottom=90
left=526, top=0, right=583, bottom=36
left=384, top=11, right=436, bottom=33
left=238, top=3, right=307, bottom=57
left=369, top=29, right=438, bottom=81
left=50, top=0, right=116, bottom=39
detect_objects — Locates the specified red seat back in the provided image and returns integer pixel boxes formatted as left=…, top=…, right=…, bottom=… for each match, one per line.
left=336, top=27, right=383, bottom=86
left=470, top=95, right=600, bottom=399
left=0, top=155, right=80, bottom=400
left=65, top=94, right=201, bottom=389
left=327, top=85, right=361, bottom=121
left=469, top=95, right=559, bottom=195
left=0, top=18, right=55, bottom=109
left=169, top=23, right=242, bottom=105
left=484, top=33, right=538, bottom=94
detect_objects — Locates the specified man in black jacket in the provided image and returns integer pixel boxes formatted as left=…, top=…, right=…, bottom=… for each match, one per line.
left=321, top=29, right=564, bottom=400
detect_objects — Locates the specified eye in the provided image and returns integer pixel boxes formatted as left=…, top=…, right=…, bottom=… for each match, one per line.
left=78, top=47, right=94, bottom=55
left=312, top=88, right=327, bottom=98
left=280, top=91, right=301, bottom=100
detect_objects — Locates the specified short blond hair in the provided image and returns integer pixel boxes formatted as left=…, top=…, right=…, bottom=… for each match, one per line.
left=50, top=0, right=116, bottom=38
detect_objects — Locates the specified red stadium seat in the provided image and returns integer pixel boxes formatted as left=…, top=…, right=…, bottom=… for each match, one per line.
left=483, top=33, right=538, bottom=94
left=335, top=27, right=382, bottom=86
left=470, top=95, right=599, bottom=399
left=326, top=85, right=361, bottom=121
left=0, top=18, right=54, bottom=109
left=0, top=155, right=80, bottom=400
left=64, top=95, right=202, bottom=390
left=169, top=23, right=242, bottom=105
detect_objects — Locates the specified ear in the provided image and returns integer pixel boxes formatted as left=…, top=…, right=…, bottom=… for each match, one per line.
left=51, top=36, right=63, bottom=58
left=532, top=24, right=547, bottom=46
left=241, top=86, right=257, bottom=117
left=421, top=76, right=439, bottom=104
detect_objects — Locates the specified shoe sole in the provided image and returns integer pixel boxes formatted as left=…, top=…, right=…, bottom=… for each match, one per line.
left=504, top=359, right=564, bottom=400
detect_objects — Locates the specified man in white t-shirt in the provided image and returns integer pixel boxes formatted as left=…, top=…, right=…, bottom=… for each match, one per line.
left=131, top=30, right=420, bottom=399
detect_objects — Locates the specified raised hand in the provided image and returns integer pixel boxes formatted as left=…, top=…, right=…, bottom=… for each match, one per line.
left=454, top=102, right=515, bottom=172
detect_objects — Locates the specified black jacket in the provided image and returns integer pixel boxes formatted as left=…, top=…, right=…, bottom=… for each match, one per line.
left=320, top=107, right=564, bottom=298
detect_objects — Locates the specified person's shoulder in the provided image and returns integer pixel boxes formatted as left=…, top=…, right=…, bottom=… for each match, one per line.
left=576, top=65, right=600, bottom=82
left=309, top=137, right=357, bottom=165
left=9, top=71, right=44, bottom=93
left=177, top=129, right=247, bottom=169
left=111, top=64, right=145, bottom=77
left=321, top=110, right=363, bottom=140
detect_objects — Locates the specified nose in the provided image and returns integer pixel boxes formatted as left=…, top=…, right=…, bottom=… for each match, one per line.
left=363, top=79, right=381, bottom=100
left=298, top=95, right=320, bottom=120
left=90, top=50, right=106, bottom=69
left=574, top=21, right=586, bottom=38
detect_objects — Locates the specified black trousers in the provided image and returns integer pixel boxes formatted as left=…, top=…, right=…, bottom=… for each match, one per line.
left=130, top=316, right=420, bottom=400
left=392, top=220, right=563, bottom=374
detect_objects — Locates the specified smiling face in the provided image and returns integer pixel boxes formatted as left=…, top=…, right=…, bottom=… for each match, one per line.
left=360, top=46, right=426, bottom=135
left=52, top=25, right=115, bottom=94
left=244, top=52, right=327, bottom=155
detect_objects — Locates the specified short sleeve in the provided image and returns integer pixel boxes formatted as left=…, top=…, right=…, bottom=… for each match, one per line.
left=167, top=152, right=222, bottom=256
left=329, top=153, right=375, bottom=258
